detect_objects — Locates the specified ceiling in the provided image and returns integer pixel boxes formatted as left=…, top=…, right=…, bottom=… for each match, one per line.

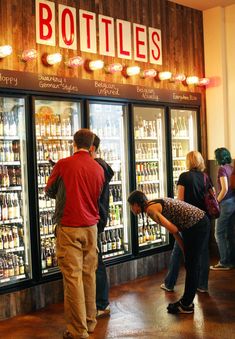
left=169, top=0, right=235, bottom=11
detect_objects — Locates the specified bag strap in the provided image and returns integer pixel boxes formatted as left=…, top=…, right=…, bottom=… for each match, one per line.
left=203, top=172, right=207, bottom=192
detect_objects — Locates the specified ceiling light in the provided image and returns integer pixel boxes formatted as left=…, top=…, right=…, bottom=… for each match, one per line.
left=88, top=60, right=104, bottom=71
left=186, top=76, right=199, bottom=85
left=140, top=69, right=157, bottom=78
left=0, top=45, right=12, bottom=58
left=158, top=71, right=172, bottom=80
left=66, top=56, right=84, bottom=68
left=21, top=49, right=38, bottom=62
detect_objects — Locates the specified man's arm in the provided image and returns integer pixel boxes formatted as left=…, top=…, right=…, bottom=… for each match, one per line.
left=45, top=163, right=60, bottom=199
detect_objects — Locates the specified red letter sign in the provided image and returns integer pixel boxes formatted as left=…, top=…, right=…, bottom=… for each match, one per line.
left=133, top=24, right=147, bottom=62
left=99, top=15, right=115, bottom=56
left=36, top=0, right=55, bottom=46
left=59, top=5, right=77, bottom=49
left=149, top=27, right=162, bottom=65
left=79, top=10, right=97, bottom=53
left=117, top=20, right=132, bottom=59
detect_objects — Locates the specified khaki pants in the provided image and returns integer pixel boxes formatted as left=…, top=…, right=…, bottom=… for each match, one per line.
left=56, top=225, right=97, bottom=338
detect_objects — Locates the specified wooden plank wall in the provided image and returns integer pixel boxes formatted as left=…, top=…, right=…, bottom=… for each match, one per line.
left=0, top=0, right=207, bottom=156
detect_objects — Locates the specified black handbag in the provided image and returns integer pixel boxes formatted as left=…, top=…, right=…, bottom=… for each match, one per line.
left=203, top=173, right=220, bottom=219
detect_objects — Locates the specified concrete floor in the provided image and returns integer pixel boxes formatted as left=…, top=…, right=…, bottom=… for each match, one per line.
left=1, top=266, right=235, bottom=339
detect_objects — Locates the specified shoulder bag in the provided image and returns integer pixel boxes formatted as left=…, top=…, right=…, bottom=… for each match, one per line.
left=230, top=160, right=235, bottom=190
left=203, top=173, right=220, bottom=219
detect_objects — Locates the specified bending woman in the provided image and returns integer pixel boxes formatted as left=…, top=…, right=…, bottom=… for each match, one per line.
left=128, top=190, right=210, bottom=314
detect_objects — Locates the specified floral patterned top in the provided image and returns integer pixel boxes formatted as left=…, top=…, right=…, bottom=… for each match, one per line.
left=147, top=198, right=205, bottom=230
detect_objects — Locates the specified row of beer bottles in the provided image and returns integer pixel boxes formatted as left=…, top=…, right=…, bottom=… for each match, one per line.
left=0, top=254, right=25, bottom=279
left=171, top=116, right=189, bottom=138
left=137, top=183, right=160, bottom=200
left=41, top=238, right=57, bottom=269
left=99, top=229, right=123, bottom=254
left=0, top=111, right=19, bottom=137
left=0, top=166, right=22, bottom=188
left=136, top=142, right=158, bottom=160
left=38, top=189, right=56, bottom=209
left=109, top=185, right=122, bottom=204
left=98, top=143, right=120, bottom=162
left=37, top=141, right=73, bottom=162
left=0, top=225, right=23, bottom=250
left=107, top=205, right=122, bottom=227
left=39, top=212, right=55, bottom=236
left=0, top=141, right=20, bottom=162
left=138, top=225, right=161, bottom=244
left=0, top=192, right=21, bottom=221
left=136, top=162, right=159, bottom=182
left=38, top=166, right=52, bottom=185
left=36, top=114, right=72, bottom=137
left=134, top=117, right=158, bottom=139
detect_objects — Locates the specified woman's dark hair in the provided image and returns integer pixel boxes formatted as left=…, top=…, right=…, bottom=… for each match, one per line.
left=128, top=190, right=148, bottom=212
left=214, top=147, right=232, bottom=165
left=93, top=134, right=100, bottom=151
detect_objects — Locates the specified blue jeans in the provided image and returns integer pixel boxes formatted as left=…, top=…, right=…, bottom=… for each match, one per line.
left=164, top=220, right=211, bottom=290
left=215, top=196, right=235, bottom=266
left=96, top=241, right=109, bottom=311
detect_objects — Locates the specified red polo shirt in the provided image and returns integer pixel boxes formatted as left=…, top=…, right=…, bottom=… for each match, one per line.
left=45, top=151, right=104, bottom=227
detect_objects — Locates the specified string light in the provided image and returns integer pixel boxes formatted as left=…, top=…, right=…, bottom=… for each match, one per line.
left=125, top=66, right=140, bottom=76
left=172, top=73, right=186, bottom=82
left=186, top=76, right=199, bottom=85
left=88, top=59, right=104, bottom=71
left=105, top=63, right=123, bottom=73
left=21, top=49, right=38, bottom=62
left=140, top=69, right=157, bottom=79
left=66, top=56, right=84, bottom=68
left=158, top=71, right=172, bottom=80
left=198, top=77, right=210, bottom=86
left=42, top=53, right=62, bottom=66
left=0, top=45, right=12, bottom=58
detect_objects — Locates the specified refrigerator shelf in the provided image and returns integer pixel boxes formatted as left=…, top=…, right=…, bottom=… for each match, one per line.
left=110, top=181, right=122, bottom=185
left=37, top=160, right=50, bottom=165
left=137, top=180, right=159, bottom=184
left=42, top=267, right=59, bottom=274
left=0, top=246, right=24, bottom=254
left=39, top=207, right=55, bottom=212
left=37, top=136, right=73, bottom=141
left=0, top=186, right=22, bottom=191
left=111, top=201, right=123, bottom=206
left=0, top=218, right=23, bottom=225
left=0, top=274, right=26, bottom=284
left=41, top=234, right=55, bottom=239
left=135, top=137, right=158, bottom=141
left=0, top=161, right=21, bottom=166
left=139, top=239, right=162, bottom=247
left=172, top=137, right=190, bottom=140
left=105, top=224, right=124, bottom=231
left=102, top=250, right=125, bottom=259
left=173, top=157, right=185, bottom=160
left=0, top=136, right=20, bottom=140
left=136, top=159, right=159, bottom=162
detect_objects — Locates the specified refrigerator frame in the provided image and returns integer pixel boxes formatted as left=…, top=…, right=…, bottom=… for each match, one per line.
left=0, top=87, right=202, bottom=294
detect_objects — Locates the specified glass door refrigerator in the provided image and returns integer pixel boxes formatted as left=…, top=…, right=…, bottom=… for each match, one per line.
left=170, top=109, right=198, bottom=197
left=132, top=105, right=169, bottom=252
left=88, top=101, right=131, bottom=261
left=0, top=95, right=32, bottom=287
left=33, top=98, right=81, bottom=276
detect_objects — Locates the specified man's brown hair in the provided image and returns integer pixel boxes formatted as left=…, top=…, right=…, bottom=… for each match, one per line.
left=73, top=129, right=94, bottom=150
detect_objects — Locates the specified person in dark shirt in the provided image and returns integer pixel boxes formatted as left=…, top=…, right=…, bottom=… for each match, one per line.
left=160, top=151, right=213, bottom=293
left=90, top=135, right=114, bottom=318
left=210, top=147, right=235, bottom=270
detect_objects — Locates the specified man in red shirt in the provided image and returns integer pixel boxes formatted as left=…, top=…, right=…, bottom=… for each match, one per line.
left=45, top=129, right=104, bottom=339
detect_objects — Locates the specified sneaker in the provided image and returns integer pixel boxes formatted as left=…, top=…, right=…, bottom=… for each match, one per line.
left=63, top=330, right=89, bottom=339
left=160, top=283, right=174, bottom=292
left=210, top=263, right=231, bottom=270
left=197, top=288, right=208, bottom=293
left=167, top=300, right=194, bottom=314
left=96, top=305, right=110, bottom=318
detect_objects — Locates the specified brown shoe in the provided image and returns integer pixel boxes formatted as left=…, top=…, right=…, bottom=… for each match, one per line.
left=63, top=330, right=89, bottom=339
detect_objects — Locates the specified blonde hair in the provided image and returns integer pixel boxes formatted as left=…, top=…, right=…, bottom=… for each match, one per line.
left=186, top=151, right=205, bottom=172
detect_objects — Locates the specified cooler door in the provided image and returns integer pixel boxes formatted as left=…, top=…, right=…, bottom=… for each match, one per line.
left=170, top=109, right=198, bottom=197
left=0, top=96, right=32, bottom=287
left=133, top=105, right=169, bottom=252
left=33, top=98, right=81, bottom=276
left=88, top=102, right=131, bottom=261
